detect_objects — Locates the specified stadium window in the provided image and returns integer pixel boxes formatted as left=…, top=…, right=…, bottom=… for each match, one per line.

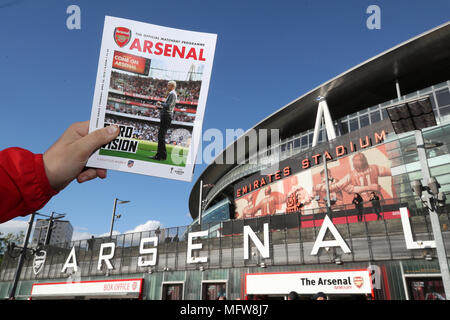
left=390, top=156, right=404, bottom=167
left=349, top=112, right=358, bottom=119
left=419, top=87, right=432, bottom=96
left=339, top=121, right=349, bottom=135
left=405, top=91, right=418, bottom=100
left=318, top=130, right=324, bottom=142
left=439, top=105, right=450, bottom=117
left=436, top=88, right=450, bottom=107
left=301, top=136, right=308, bottom=148
left=281, top=144, right=286, bottom=152
left=294, top=138, right=300, bottom=149
left=349, top=118, right=359, bottom=132
left=308, top=133, right=313, bottom=147
left=370, top=110, right=381, bottom=124
left=381, top=108, right=388, bottom=120
left=287, top=141, right=293, bottom=151
left=360, top=114, right=369, bottom=128
left=430, top=94, right=438, bottom=110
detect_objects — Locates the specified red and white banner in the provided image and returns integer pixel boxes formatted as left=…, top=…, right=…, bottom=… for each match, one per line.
left=31, top=278, right=143, bottom=299
left=245, top=270, right=373, bottom=295
left=112, top=51, right=149, bottom=75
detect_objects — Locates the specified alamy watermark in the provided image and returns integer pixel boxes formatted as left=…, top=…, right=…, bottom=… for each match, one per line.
left=366, top=5, right=381, bottom=30
left=170, top=128, right=282, bottom=169
left=66, top=5, right=81, bottom=30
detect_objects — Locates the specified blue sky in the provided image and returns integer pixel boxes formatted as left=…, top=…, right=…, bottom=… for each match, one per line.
left=0, top=0, right=449, bottom=239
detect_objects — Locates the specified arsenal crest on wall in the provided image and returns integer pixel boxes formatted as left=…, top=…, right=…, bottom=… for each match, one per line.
left=33, top=250, right=47, bottom=275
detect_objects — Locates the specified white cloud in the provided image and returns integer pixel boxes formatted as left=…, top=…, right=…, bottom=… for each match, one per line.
left=0, top=219, right=28, bottom=236
left=70, top=220, right=162, bottom=242
left=125, top=220, right=162, bottom=234
left=71, top=231, right=94, bottom=241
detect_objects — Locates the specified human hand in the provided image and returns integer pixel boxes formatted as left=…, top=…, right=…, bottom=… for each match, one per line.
left=43, top=121, right=119, bottom=191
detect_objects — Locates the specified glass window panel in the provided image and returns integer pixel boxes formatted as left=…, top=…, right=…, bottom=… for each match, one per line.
left=393, top=174, right=409, bottom=185
left=403, top=152, right=419, bottom=164
left=431, top=95, right=438, bottom=110
left=433, top=173, right=450, bottom=185
left=360, top=114, right=369, bottom=128
left=434, top=82, right=448, bottom=90
left=387, top=148, right=402, bottom=158
left=408, top=170, right=422, bottom=181
left=399, top=135, right=416, bottom=148
left=301, top=136, right=308, bottom=147
left=439, top=106, right=450, bottom=117
left=318, top=130, right=324, bottom=142
left=419, top=87, right=432, bottom=95
left=390, top=157, right=404, bottom=167
left=370, top=110, right=381, bottom=124
left=339, top=121, right=349, bottom=134
left=349, top=118, right=359, bottom=131
left=430, top=163, right=450, bottom=176
left=381, top=108, right=388, bottom=120
left=436, top=88, right=450, bottom=107
left=405, top=92, right=418, bottom=99
left=385, top=140, right=401, bottom=151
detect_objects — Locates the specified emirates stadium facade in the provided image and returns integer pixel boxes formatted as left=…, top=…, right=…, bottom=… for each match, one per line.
left=1, top=22, right=450, bottom=301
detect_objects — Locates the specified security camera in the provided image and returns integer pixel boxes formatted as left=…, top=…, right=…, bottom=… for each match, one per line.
left=437, top=192, right=446, bottom=206
left=428, top=177, right=440, bottom=195
left=411, top=180, right=423, bottom=197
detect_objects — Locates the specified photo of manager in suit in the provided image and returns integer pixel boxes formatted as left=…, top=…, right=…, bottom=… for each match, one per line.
left=150, top=80, right=177, bottom=161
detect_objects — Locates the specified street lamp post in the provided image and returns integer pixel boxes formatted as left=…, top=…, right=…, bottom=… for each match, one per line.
left=387, top=96, right=450, bottom=299
left=7, top=211, right=65, bottom=299
left=110, top=198, right=130, bottom=238
left=43, top=212, right=66, bottom=246
left=8, top=212, right=36, bottom=299
left=414, top=129, right=450, bottom=299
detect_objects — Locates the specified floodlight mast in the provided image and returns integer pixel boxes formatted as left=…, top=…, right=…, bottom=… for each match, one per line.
left=387, top=96, right=450, bottom=299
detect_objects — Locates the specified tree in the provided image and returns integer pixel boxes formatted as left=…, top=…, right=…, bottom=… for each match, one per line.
left=0, top=231, right=25, bottom=266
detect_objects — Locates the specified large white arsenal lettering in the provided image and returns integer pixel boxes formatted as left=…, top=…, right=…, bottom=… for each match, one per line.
left=58, top=207, right=424, bottom=273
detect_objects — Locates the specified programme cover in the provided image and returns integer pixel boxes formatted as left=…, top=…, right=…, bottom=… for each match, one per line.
left=87, top=16, right=217, bottom=181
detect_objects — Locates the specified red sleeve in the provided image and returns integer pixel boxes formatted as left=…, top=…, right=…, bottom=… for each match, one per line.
left=0, top=147, right=59, bottom=223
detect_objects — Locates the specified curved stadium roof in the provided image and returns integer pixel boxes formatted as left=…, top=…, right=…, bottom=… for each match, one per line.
left=189, top=21, right=450, bottom=219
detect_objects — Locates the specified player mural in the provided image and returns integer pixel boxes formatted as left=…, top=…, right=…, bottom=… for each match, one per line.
left=234, top=144, right=397, bottom=222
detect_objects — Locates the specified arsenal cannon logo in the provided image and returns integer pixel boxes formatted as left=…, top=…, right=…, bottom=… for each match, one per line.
left=33, top=250, right=47, bottom=275
left=114, top=27, right=132, bottom=48
left=353, top=276, right=364, bottom=288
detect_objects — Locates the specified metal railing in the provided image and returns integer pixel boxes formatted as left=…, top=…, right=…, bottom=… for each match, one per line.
left=1, top=196, right=449, bottom=282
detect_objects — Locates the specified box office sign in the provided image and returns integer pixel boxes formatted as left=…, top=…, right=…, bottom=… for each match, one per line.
left=245, top=270, right=373, bottom=295
left=31, top=279, right=143, bottom=299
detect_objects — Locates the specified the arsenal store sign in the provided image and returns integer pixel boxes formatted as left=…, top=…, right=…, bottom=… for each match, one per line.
left=245, top=270, right=373, bottom=296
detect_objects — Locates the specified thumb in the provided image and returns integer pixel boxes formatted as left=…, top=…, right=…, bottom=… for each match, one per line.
left=74, top=125, right=120, bottom=158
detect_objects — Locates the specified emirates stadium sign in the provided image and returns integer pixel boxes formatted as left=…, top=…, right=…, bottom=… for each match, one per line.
left=234, top=120, right=392, bottom=199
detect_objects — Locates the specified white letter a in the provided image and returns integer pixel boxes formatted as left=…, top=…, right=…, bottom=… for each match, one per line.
left=311, top=215, right=351, bottom=255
